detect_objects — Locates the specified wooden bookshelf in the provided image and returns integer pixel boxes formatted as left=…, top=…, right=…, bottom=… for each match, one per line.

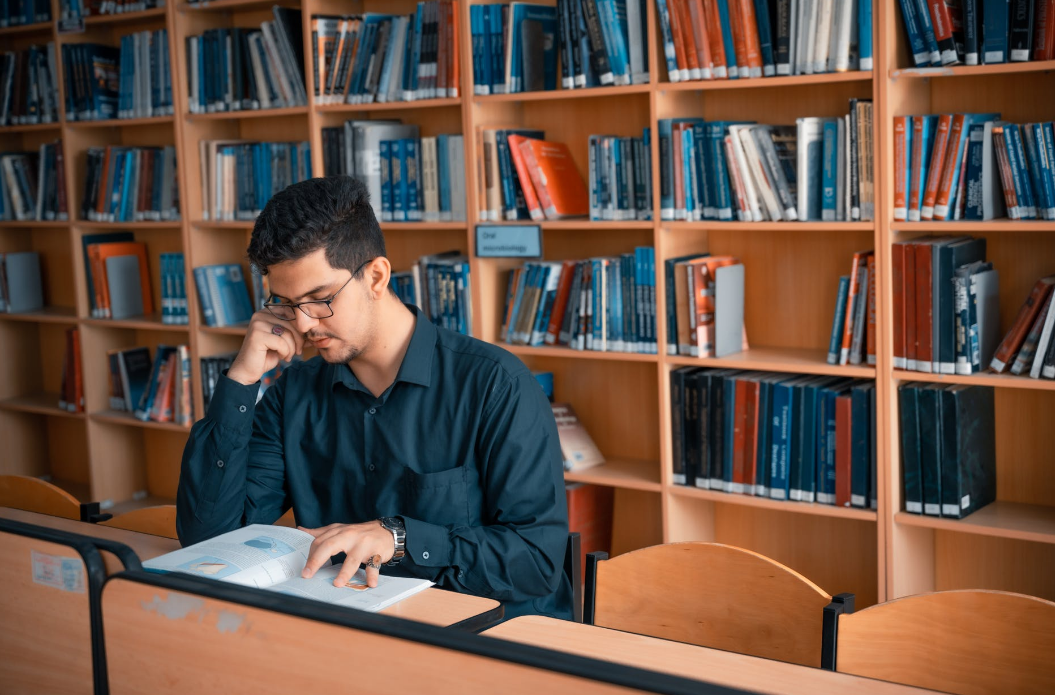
left=0, top=1, right=1049, bottom=603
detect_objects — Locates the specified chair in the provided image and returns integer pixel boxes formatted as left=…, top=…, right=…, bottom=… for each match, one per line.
left=0, top=475, right=83, bottom=520
left=583, top=541, right=853, bottom=668
left=563, top=531, right=582, bottom=622
left=100, top=505, right=178, bottom=539
left=835, top=589, right=1055, bottom=695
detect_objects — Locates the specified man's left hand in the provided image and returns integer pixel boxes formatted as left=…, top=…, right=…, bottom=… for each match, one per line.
left=298, top=521, right=395, bottom=588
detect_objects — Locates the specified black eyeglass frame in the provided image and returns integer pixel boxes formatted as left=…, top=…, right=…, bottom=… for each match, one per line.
left=262, top=258, right=373, bottom=321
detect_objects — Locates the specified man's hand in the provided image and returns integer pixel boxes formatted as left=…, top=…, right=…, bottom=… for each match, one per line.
left=227, top=311, right=305, bottom=386
left=298, top=521, right=395, bottom=588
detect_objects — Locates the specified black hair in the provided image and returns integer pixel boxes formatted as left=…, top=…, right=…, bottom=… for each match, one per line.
left=247, top=176, right=386, bottom=277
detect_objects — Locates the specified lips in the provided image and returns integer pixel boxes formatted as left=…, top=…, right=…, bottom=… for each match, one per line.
left=312, top=337, right=332, bottom=348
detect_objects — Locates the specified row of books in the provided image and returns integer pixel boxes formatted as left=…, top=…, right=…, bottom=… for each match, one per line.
left=201, top=352, right=290, bottom=413
left=665, top=254, right=746, bottom=358
left=159, top=252, right=188, bottom=325
left=896, top=0, right=1055, bottom=67
left=199, top=140, right=311, bottom=222
left=61, top=0, right=163, bottom=19
left=478, top=129, right=591, bottom=220
left=311, top=2, right=459, bottom=105
left=1, top=142, right=68, bottom=221
left=992, top=274, right=1055, bottom=378
left=500, top=249, right=658, bottom=354
left=471, top=1, right=649, bottom=95
left=2, top=0, right=49, bottom=26
left=659, top=102, right=875, bottom=222
left=107, top=345, right=193, bottom=426
left=81, top=237, right=152, bottom=320
left=392, top=251, right=474, bottom=336
left=899, top=383, right=994, bottom=519
left=588, top=132, right=653, bottom=221
left=671, top=368, right=877, bottom=508
left=59, top=327, right=83, bottom=414
left=82, top=146, right=180, bottom=222
left=0, top=251, right=43, bottom=313
left=193, top=263, right=255, bottom=329
left=892, top=236, right=995, bottom=376
left=826, top=250, right=877, bottom=366
left=656, top=0, right=874, bottom=81
left=378, top=135, right=466, bottom=222
left=186, top=10, right=307, bottom=114
left=1, top=45, right=59, bottom=126
left=61, top=33, right=173, bottom=122
left=893, top=116, right=1055, bottom=222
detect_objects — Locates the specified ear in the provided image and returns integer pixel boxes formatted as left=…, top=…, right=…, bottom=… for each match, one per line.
left=364, top=257, right=392, bottom=299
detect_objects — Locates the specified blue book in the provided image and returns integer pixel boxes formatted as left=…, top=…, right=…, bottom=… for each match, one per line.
left=1028, top=123, right=1055, bottom=220
left=817, top=380, right=854, bottom=504
left=405, top=138, right=421, bottom=220
left=489, top=4, right=505, bottom=94
left=506, top=264, right=531, bottom=342
left=658, top=118, right=703, bottom=220
left=982, top=0, right=1010, bottom=64
left=850, top=383, right=874, bottom=507
left=379, top=140, right=393, bottom=221
left=1043, top=123, right=1055, bottom=219
left=213, top=264, right=254, bottom=326
left=911, top=115, right=939, bottom=219
left=135, top=345, right=176, bottom=421
left=706, top=122, right=734, bottom=219
left=714, top=0, right=739, bottom=78
left=1004, top=124, right=1037, bottom=219
left=393, top=138, right=409, bottom=222
left=507, top=3, right=558, bottom=92
left=681, top=128, right=695, bottom=219
left=754, top=0, right=776, bottom=75
left=436, top=133, right=452, bottom=219
left=376, top=18, right=403, bottom=101
left=575, top=0, right=598, bottom=87
left=471, top=6, right=485, bottom=93
left=597, top=0, right=630, bottom=84
left=821, top=120, right=839, bottom=220
left=792, top=377, right=829, bottom=503
left=721, top=375, right=738, bottom=491
left=119, top=150, right=136, bottom=221
left=940, top=113, right=1000, bottom=219
left=964, top=123, right=986, bottom=220
left=498, top=129, right=544, bottom=219
left=859, top=0, right=874, bottom=70
left=827, top=276, right=852, bottom=364
left=912, top=0, right=942, bottom=64
left=768, top=377, right=801, bottom=500
left=591, top=259, right=604, bottom=349
left=654, top=0, right=679, bottom=80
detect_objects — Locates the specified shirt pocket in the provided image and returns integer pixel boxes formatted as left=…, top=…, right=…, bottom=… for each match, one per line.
left=402, top=465, right=474, bottom=528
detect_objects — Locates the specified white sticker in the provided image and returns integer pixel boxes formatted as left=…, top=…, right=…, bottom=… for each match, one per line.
left=31, top=550, right=86, bottom=593
left=961, top=495, right=970, bottom=509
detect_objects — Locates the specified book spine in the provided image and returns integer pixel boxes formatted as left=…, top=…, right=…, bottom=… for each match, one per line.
left=827, top=275, right=850, bottom=364
left=1009, top=0, right=1035, bottom=61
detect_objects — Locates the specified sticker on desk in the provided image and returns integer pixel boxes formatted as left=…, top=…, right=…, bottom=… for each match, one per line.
left=31, top=550, right=86, bottom=593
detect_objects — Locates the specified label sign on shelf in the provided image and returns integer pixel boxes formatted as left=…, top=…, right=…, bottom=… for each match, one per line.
left=474, top=224, right=543, bottom=258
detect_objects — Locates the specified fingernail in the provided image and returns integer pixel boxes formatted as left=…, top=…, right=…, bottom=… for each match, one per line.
left=301, top=569, right=310, bottom=578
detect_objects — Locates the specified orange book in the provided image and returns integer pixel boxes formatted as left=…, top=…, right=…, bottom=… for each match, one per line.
left=516, top=138, right=589, bottom=219
left=893, top=116, right=909, bottom=221
left=731, top=377, right=749, bottom=493
left=501, top=267, right=523, bottom=339
left=176, top=345, right=193, bottom=427
left=903, top=241, right=918, bottom=370
left=743, top=377, right=761, bottom=492
left=991, top=276, right=1055, bottom=372
left=86, top=244, right=108, bottom=317
left=436, top=1, right=449, bottom=97
left=686, top=0, right=713, bottom=78
left=921, top=114, right=953, bottom=219
left=913, top=241, right=937, bottom=371
left=565, top=482, right=613, bottom=583
left=908, top=116, right=926, bottom=220
left=1034, top=0, right=1055, bottom=60
left=94, top=147, right=113, bottom=219
left=992, top=127, right=1020, bottom=219
left=89, top=242, right=154, bottom=318
left=666, top=0, right=690, bottom=80
left=675, top=0, right=702, bottom=77
left=505, top=134, right=545, bottom=220
left=933, top=114, right=966, bottom=220
left=866, top=253, right=877, bottom=366
left=737, top=0, right=763, bottom=77
left=702, top=0, right=728, bottom=78
left=835, top=394, right=853, bottom=507
left=726, top=0, right=749, bottom=77
left=840, top=251, right=868, bottom=365
left=544, top=261, right=579, bottom=345
left=449, top=1, right=460, bottom=97
left=150, top=352, right=177, bottom=422
left=692, top=256, right=740, bottom=357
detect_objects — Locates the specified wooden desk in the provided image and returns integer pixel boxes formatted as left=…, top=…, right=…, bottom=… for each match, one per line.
left=483, top=616, right=945, bottom=695
left=0, top=507, right=502, bottom=629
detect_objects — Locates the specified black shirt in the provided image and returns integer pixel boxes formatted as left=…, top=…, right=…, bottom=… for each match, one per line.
left=176, top=305, right=572, bottom=620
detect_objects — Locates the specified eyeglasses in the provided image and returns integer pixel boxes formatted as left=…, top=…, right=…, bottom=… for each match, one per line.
left=263, top=259, right=372, bottom=321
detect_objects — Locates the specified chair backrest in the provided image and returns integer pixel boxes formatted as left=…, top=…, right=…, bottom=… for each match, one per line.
left=0, top=475, right=82, bottom=520
left=564, top=532, right=582, bottom=622
left=99, top=505, right=178, bottom=539
left=836, top=589, right=1055, bottom=695
left=584, top=542, right=843, bottom=667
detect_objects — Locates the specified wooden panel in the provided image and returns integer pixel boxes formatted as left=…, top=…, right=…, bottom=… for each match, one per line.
left=837, top=590, right=1055, bottom=695
left=934, top=532, right=1055, bottom=601
left=47, top=417, right=92, bottom=490
left=928, top=73, right=1055, bottom=123
left=715, top=505, right=879, bottom=607
left=144, top=429, right=190, bottom=500
left=0, top=412, right=49, bottom=477
left=0, top=533, right=93, bottom=695
left=592, top=542, right=831, bottom=667
left=87, top=421, right=149, bottom=509
left=610, top=489, right=663, bottom=556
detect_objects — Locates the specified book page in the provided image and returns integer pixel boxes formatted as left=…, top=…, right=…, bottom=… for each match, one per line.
left=142, top=524, right=315, bottom=588
left=266, top=565, right=434, bottom=613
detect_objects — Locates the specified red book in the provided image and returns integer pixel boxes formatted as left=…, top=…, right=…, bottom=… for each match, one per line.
left=892, top=242, right=906, bottom=369
left=686, top=0, right=713, bottom=78
left=743, top=377, right=760, bottom=493
left=866, top=253, right=877, bottom=365
left=991, top=276, right=1055, bottom=372
left=505, top=134, right=544, bottom=220
left=909, top=116, right=926, bottom=220
left=992, top=127, right=1021, bottom=219
left=737, top=0, right=763, bottom=77
left=927, top=0, right=958, bottom=65
left=544, top=261, right=579, bottom=345
left=893, top=116, right=909, bottom=221
left=702, top=0, right=729, bottom=78
left=1034, top=0, right=1055, bottom=60
left=666, top=0, right=690, bottom=80
left=914, top=241, right=937, bottom=372
left=933, top=114, right=966, bottom=220
left=726, top=0, right=749, bottom=77
left=675, top=0, right=701, bottom=77
left=835, top=394, right=853, bottom=507
left=903, top=241, right=918, bottom=370
left=565, top=483, right=614, bottom=584
left=921, top=114, right=953, bottom=219
left=732, top=377, right=748, bottom=492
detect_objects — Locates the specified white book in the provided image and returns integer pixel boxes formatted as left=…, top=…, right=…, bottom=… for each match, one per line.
left=796, top=117, right=825, bottom=221
left=1031, top=291, right=1055, bottom=378
left=727, top=126, right=764, bottom=221
left=830, top=0, right=855, bottom=72
left=739, top=127, right=783, bottom=221
left=838, top=116, right=848, bottom=221
left=421, top=136, right=440, bottom=221
left=448, top=135, right=466, bottom=222
left=813, top=0, right=835, bottom=73
left=143, top=524, right=433, bottom=613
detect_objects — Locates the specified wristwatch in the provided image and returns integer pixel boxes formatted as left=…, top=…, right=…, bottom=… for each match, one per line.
left=379, top=517, right=406, bottom=566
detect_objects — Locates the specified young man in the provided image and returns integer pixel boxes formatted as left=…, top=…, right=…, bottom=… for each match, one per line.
left=176, top=177, right=572, bottom=620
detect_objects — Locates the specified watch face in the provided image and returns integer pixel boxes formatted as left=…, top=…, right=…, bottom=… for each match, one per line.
left=382, top=516, right=405, bottom=531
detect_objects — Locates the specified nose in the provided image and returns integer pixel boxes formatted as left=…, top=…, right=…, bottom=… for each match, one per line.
left=293, top=309, right=319, bottom=335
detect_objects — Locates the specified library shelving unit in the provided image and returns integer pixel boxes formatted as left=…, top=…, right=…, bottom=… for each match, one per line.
left=1, top=1, right=1050, bottom=605
left=877, top=3, right=1055, bottom=603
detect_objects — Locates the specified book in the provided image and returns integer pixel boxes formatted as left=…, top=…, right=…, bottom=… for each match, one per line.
left=143, top=524, right=433, bottom=612
left=552, top=402, right=605, bottom=472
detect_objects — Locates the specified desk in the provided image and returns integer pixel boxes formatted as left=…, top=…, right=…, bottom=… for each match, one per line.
left=0, top=507, right=502, bottom=629
left=483, top=616, right=945, bottom=695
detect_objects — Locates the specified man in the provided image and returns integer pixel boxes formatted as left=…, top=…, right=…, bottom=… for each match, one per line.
left=176, top=176, right=572, bottom=620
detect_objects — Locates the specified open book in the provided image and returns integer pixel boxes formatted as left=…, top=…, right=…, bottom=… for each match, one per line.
left=143, top=524, right=433, bottom=612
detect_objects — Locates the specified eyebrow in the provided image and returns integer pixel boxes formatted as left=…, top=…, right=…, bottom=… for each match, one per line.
left=270, top=283, right=335, bottom=303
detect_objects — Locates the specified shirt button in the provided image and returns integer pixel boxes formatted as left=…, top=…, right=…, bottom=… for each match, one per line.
left=216, top=460, right=225, bottom=468
left=422, top=551, right=430, bottom=560
left=238, top=405, right=247, bottom=413
left=367, top=463, right=376, bottom=472
left=368, top=408, right=376, bottom=415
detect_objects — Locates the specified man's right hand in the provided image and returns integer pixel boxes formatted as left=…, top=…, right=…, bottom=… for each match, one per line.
left=226, top=311, right=304, bottom=386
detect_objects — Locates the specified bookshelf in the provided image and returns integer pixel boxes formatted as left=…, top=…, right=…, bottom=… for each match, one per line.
left=0, top=0, right=1050, bottom=607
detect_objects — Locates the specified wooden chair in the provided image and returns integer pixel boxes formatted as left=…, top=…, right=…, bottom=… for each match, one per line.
left=584, top=542, right=853, bottom=668
left=564, top=532, right=582, bottom=622
left=835, top=589, right=1055, bottom=695
left=0, top=475, right=82, bottom=520
left=100, top=505, right=178, bottom=539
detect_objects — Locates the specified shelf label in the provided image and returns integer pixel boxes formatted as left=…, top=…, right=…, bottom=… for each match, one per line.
left=474, top=224, right=543, bottom=258
left=58, top=17, right=86, bottom=34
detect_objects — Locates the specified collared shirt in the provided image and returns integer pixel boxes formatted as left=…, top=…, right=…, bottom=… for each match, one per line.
left=176, top=305, right=572, bottom=620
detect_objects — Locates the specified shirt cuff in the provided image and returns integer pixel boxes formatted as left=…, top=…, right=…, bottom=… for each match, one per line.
left=207, top=371, right=260, bottom=433
left=402, top=516, right=451, bottom=568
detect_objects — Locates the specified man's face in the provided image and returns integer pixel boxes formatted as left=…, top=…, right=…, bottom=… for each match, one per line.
left=266, top=248, right=374, bottom=364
